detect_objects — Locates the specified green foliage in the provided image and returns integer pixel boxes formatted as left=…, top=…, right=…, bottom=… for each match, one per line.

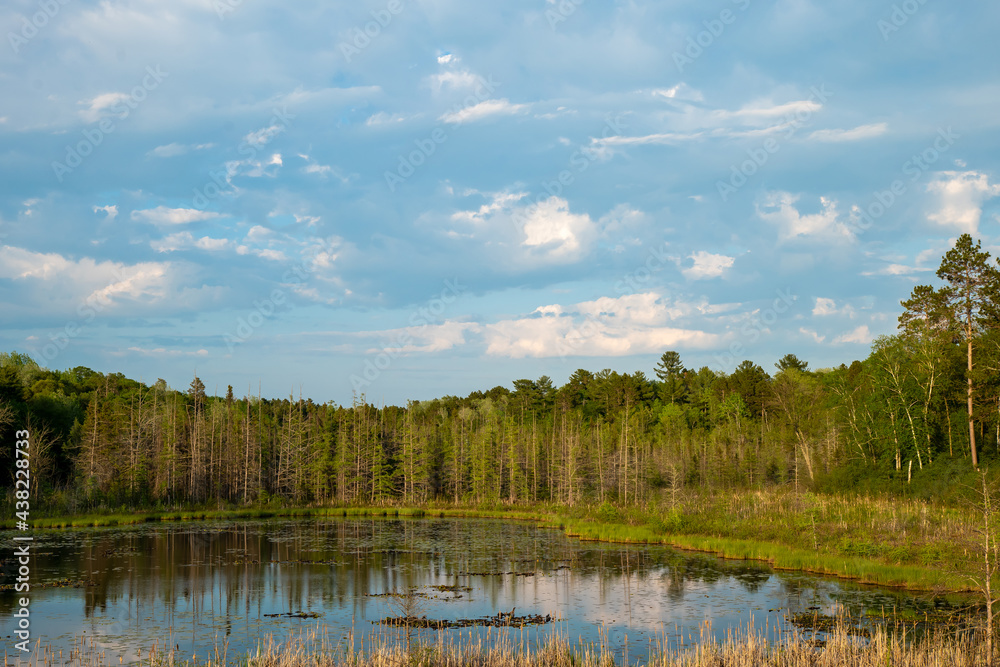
left=595, top=501, right=620, bottom=523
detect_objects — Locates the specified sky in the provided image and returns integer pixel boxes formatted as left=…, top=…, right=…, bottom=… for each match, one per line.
left=1, top=0, right=999, bottom=406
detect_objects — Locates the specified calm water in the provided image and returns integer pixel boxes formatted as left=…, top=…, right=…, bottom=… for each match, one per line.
left=0, top=517, right=969, bottom=664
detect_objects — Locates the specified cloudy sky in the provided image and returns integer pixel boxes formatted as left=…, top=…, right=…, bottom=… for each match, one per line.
left=2, top=0, right=999, bottom=405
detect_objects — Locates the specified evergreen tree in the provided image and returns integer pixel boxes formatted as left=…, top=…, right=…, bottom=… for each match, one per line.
left=908, top=234, right=1000, bottom=467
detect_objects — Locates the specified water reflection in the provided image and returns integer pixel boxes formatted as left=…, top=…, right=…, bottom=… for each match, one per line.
left=0, top=518, right=971, bottom=664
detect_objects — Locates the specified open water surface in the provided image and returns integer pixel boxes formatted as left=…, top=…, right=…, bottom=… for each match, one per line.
left=0, top=517, right=971, bottom=664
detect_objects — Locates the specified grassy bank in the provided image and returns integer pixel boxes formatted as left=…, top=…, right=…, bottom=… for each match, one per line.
left=2, top=488, right=987, bottom=591
left=44, top=623, right=989, bottom=667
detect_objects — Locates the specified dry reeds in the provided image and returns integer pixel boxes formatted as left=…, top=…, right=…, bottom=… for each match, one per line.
left=12, top=621, right=987, bottom=667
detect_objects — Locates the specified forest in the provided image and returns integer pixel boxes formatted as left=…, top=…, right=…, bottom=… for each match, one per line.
left=3, top=233, right=1000, bottom=512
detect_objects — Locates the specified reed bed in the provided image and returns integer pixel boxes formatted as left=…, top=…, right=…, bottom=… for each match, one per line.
left=10, top=621, right=988, bottom=667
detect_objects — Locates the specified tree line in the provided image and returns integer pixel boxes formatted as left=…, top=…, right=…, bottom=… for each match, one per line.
left=3, top=233, right=1000, bottom=510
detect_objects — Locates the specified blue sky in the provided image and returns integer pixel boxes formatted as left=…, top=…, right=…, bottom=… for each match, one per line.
left=2, top=0, right=999, bottom=405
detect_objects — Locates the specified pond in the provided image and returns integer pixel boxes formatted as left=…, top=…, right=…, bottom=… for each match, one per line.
left=0, top=517, right=972, bottom=664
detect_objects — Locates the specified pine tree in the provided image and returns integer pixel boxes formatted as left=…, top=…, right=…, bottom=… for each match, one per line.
left=923, top=234, right=999, bottom=467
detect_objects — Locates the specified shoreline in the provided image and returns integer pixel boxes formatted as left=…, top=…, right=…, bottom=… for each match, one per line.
left=1, top=497, right=975, bottom=593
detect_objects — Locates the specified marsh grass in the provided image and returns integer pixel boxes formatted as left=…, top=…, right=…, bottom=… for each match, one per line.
left=15, top=620, right=989, bottom=667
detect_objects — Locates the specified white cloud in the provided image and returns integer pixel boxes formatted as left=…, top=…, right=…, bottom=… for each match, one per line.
left=834, top=325, right=872, bottom=345
left=800, top=327, right=826, bottom=343
left=519, top=197, right=595, bottom=261
left=364, top=321, right=476, bottom=355
left=813, top=297, right=838, bottom=316
left=365, top=111, right=413, bottom=126
left=303, top=320, right=476, bottom=356
left=78, top=92, right=130, bottom=122
left=926, top=171, right=1000, bottom=234
left=147, top=142, right=213, bottom=158
left=651, top=83, right=704, bottom=102
left=244, top=124, right=286, bottom=146
left=257, top=249, right=287, bottom=261
left=860, top=263, right=934, bottom=277
left=131, top=207, right=222, bottom=226
left=713, top=99, right=822, bottom=124
left=148, top=143, right=188, bottom=158
left=428, top=69, right=480, bottom=91
left=757, top=192, right=852, bottom=241
left=812, top=297, right=861, bottom=318
left=93, top=205, right=118, bottom=220
left=593, top=131, right=703, bottom=147
left=482, top=292, right=721, bottom=358
left=151, top=232, right=231, bottom=253
left=440, top=99, right=528, bottom=124
left=0, top=245, right=172, bottom=309
left=808, top=122, right=888, bottom=142
left=682, top=251, right=734, bottom=280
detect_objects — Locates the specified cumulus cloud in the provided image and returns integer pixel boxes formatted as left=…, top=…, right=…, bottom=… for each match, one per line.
left=78, top=92, right=131, bottom=122
left=520, top=197, right=596, bottom=260
left=93, top=205, right=118, bottom=220
left=926, top=171, right=1000, bottom=234
left=834, top=325, right=872, bottom=345
left=757, top=192, right=852, bottom=241
left=151, top=232, right=231, bottom=253
left=812, top=297, right=855, bottom=318
left=483, top=292, right=722, bottom=358
left=0, top=245, right=172, bottom=310
left=131, top=207, right=223, bottom=226
left=445, top=193, right=600, bottom=266
left=813, top=297, right=838, bottom=316
left=682, top=251, right=734, bottom=280
left=800, top=327, right=825, bottom=343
